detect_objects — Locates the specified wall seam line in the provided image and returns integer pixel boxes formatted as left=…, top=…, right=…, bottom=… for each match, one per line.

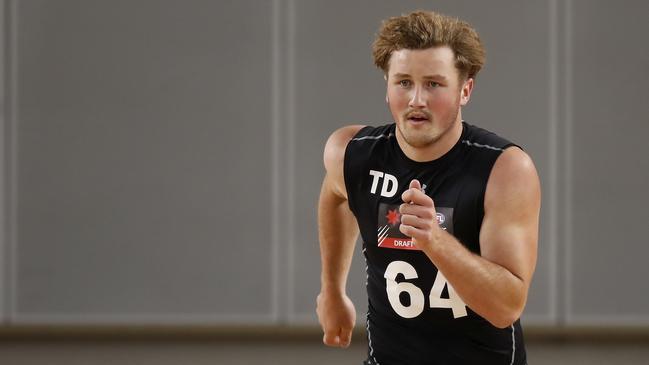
left=286, top=0, right=297, bottom=323
left=270, top=0, right=281, bottom=324
left=563, top=0, right=574, bottom=326
left=547, top=0, right=560, bottom=326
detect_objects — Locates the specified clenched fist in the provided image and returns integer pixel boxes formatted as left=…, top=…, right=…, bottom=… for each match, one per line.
left=399, top=179, right=443, bottom=249
left=316, top=291, right=356, bottom=348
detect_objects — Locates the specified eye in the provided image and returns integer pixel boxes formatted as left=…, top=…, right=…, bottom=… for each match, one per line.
left=399, top=79, right=411, bottom=88
left=427, top=81, right=440, bottom=88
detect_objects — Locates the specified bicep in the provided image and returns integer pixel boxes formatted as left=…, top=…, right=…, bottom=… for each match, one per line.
left=479, top=147, right=541, bottom=285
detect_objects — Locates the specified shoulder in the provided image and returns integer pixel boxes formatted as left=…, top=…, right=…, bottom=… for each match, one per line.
left=485, top=146, right=541, bottom=213
left=460, top=121, right=540, bottom=214
left=323, top=123, right=394, bottom=197
left=321, top=125, right=366, bottom=199
left=323, top=125, right=366, bottom=172
left=492, top=147, right=538, bottom=187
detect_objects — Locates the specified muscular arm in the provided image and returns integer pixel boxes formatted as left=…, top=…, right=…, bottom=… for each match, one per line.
left=399, top=147, right=540, bottom=328
left=318, top=161, right=359, bottom=294
left=316, top=125, right=364, bottom=347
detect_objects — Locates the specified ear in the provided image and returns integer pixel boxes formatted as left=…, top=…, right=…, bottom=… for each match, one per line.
left=459, top=78, right=474, bottom=106
left=384, top=74, right=389, bottom=103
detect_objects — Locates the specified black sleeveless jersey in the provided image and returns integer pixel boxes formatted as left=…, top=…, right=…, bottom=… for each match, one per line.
left=344, top=122, right=527, bottom=365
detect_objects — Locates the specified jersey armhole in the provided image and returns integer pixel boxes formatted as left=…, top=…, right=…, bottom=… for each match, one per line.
left=478, top=142, right=524, bottom=231
left=503, top=143, right=523, bottom=152
left=342, top=126, right=371, bottom=216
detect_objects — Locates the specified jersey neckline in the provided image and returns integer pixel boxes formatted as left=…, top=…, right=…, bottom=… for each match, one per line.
left=391, top=121, right=468, bottom=168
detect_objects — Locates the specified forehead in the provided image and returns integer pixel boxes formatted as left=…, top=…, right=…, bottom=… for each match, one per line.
left=388, top=46, right=458, bottom=79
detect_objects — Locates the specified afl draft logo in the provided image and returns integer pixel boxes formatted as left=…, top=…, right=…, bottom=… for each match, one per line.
left=436, top=212, right=446, bottom=225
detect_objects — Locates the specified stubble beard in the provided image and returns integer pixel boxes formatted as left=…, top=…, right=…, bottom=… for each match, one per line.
left=397, top=104, right=460, bottom=149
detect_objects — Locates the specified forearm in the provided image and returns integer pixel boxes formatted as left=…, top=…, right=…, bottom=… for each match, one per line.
left=318, top=187, right=359, bottom=294
left=421, top=230, right=526, bottom=328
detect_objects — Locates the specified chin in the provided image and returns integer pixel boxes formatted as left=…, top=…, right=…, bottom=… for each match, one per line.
left=400, top=127, right=440, bottom=148
left=396, top=121, right=436, bottom=147
left=404, top=134, right=439, bottom=148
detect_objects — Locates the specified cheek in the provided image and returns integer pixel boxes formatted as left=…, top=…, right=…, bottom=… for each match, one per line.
left=387, top=89, right=408, bottom=109
left=387, top=87, right=401, bottom=100
left=428, top=91, right=459, bottom=111
left=432, top=90, right=455, bottom=104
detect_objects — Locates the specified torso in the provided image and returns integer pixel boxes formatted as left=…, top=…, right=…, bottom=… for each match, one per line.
left=344, top=122, right=527, bottom=365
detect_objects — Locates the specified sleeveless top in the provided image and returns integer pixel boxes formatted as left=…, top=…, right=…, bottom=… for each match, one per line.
left=344, top=121, right=527, bottom=365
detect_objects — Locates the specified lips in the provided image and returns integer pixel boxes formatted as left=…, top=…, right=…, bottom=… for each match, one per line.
left=406, top=113, right=429, bottom=123
left=405, top=112, right=430, bottom=122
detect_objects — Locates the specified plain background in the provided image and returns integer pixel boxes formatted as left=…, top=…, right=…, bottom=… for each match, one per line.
left=1, top=0, right=648, bottom=333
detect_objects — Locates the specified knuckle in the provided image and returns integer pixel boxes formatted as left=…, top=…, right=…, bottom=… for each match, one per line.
left=323, top=334, right=335, bottom=345
left=400, top=215, right=409, bottom=225
left=420, top=208, right=433, bottom=219
left=399, top=224, right=409, bottom=235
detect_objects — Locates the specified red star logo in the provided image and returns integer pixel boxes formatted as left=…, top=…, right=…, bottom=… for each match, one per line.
left=386, top=209, right=401, bottom=226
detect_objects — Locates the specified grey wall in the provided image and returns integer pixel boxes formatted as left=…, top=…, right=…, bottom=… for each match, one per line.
left=0, top=0, right=6, bottom=323
left=4, top=0, right=276, bottom=324
left=567, top=0, right=649, bottom=325
left=1, top=0, right=648, bottom=327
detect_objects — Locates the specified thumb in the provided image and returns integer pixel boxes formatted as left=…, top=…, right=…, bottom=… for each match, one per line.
left=410, top=179, right=421, bottom=190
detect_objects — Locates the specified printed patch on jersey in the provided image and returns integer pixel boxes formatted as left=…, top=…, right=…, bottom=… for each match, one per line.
left=377, top=203, right=454, bottom=250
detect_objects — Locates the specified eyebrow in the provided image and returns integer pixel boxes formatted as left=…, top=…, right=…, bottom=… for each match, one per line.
left=392, top=73, right=448, bottom=81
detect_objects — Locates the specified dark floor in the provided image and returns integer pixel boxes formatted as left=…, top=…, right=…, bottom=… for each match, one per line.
left=0, top=339, right=648, bottom=365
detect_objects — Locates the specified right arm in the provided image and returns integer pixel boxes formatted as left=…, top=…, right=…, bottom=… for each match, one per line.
left=316, top=125, right=364, bottom=348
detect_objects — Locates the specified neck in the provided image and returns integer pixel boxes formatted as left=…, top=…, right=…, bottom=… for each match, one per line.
left=396, top=118, right=463, bottom=162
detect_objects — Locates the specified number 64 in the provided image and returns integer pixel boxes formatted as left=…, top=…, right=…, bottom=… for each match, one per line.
left=384, top=260, right=468, bottom=319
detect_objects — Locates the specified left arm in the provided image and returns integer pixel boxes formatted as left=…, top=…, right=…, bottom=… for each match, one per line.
left=399, top=147, right=540, bottom=328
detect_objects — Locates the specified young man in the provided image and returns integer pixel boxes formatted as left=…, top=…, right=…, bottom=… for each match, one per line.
left=316, top=11, right=540, bottom=365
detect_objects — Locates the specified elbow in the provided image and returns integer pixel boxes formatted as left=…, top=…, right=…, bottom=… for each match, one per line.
left=487, top=311, right=521, bottom=329
left=485, top=299, right=526, bottom=329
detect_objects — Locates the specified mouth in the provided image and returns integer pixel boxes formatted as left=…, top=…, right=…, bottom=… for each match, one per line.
left=405, top=112, right=430, bottom=123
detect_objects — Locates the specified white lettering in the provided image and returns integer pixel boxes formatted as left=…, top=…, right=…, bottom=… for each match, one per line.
left=394, top=240, right=414, bottom=247
left=369, top=170, right=383, bottom=194
left=381, top=173, right=398, bottom=197
left=369, top=170, right=399, bottom=197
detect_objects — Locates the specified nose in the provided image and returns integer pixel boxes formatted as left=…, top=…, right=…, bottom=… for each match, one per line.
left=408, top=86, right=426, bottom=108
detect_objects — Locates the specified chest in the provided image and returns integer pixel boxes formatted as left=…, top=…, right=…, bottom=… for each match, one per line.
left=352, top=165, right=485, bottom=255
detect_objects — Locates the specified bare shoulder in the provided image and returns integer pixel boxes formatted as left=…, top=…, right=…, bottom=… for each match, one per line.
left=322, top=125, right=365, bottom=198
left=485, top=146, right=541, bottom=213
left=492, top=147, right=538, bottom=182
left=323, top=125, right=366, bottom=172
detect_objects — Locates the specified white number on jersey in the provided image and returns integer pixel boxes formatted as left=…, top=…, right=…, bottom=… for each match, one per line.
left=384, top=260, right=468, bottom=319
left=429, top=269, right=468, bottom=318
left=384, top=261, right=425, bottom=318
